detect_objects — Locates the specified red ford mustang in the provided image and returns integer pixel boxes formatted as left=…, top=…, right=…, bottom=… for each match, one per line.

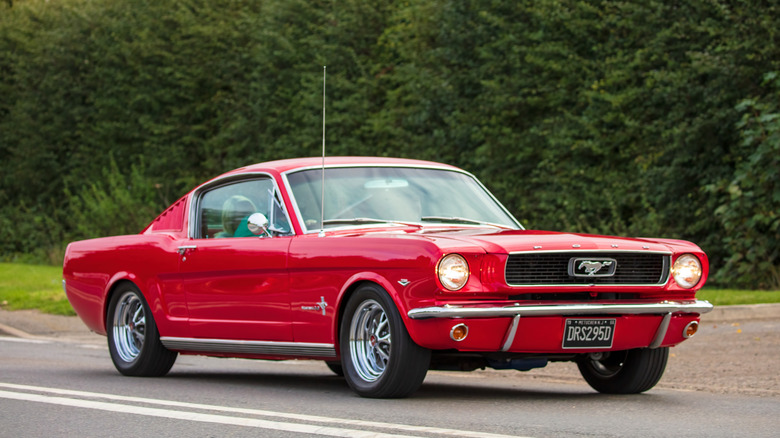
left=63, top=157, right=712, bottom=398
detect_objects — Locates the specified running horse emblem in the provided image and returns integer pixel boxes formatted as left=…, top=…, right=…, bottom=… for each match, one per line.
left=578, top=260, right=614, bottom=276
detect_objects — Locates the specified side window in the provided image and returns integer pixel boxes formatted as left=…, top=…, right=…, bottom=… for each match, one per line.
left=198, top=178, right=291, bottom=239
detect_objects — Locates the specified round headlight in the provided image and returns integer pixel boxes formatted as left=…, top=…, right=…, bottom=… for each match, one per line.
left=437, top=254, right=470, bottom=291
left=672, top=254, right=702, bottom=289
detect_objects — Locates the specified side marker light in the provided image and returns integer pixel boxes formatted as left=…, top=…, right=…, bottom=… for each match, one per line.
left=450, top=323, right=469, bottom=341
left=683, top=321, right=699, bottom=338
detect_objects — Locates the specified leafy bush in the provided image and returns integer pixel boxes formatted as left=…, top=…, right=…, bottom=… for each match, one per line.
left=709, top=72, right=780, bottom=289
left=1, top=0, right=778, bottom=288
left=65, top=158, right=166, bottom=239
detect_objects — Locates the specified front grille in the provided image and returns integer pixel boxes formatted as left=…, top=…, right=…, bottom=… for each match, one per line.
left=505, top=252, right=670, bottom=286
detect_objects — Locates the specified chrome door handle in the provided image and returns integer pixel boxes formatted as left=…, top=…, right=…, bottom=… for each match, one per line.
left=177, top=245, right=197, bottom=255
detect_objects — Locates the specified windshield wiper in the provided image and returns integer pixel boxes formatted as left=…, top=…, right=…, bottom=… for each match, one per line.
left=322, top=218, right=387, bottom=225
left=420, top=216, right=510, bottom=229
left=322, top=218, right=422, bottom=228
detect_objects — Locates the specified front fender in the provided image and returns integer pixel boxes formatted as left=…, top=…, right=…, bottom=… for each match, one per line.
left=335, top=270, right=442, bottom=352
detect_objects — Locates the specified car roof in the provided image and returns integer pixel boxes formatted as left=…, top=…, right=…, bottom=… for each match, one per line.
left=227, top=156, right=461, bottom=176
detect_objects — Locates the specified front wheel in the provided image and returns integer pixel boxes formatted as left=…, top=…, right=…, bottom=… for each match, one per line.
left=577, top=347, right=669, bottom=394
left=107, top=283, right=177, bottom=377
left=340, top=284, right=430, bottom=398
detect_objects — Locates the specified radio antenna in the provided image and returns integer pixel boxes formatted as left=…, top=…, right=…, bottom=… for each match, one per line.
left=319, top=66, right=326, bottom=237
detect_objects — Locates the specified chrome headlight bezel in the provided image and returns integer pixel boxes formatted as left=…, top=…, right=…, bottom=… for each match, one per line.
left=437, top=254, right=470, bottom=291
left=671, top=254, right=703, bottom=289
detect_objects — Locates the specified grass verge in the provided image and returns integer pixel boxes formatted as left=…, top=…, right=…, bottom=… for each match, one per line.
left=0, top=263, right=778, bottom=317
left=697, top=289, right=780, bottom=306
left=0, top=263, right=74, bottom=316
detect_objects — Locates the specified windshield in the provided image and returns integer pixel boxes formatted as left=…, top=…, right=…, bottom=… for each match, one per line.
left=286, top=166, right=521, bottom=232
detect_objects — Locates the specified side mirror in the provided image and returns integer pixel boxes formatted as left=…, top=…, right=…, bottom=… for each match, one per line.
left=247, top=213, right=270, bottom=237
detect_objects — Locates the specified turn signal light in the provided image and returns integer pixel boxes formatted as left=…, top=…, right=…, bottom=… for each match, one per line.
left=450, top=323, right=469, bottom=341
left=683, top=321, right=699, bottom=338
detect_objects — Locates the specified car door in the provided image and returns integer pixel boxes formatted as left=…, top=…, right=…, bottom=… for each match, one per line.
left=179, top=176, right=294, bottom=342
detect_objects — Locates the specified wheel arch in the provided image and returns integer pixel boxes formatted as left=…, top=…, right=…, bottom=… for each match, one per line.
left=334, top=274, right=407, bottom=356
left=336, top=276, right=431, bottom=398
left=102, top=277, right=142, bottom=333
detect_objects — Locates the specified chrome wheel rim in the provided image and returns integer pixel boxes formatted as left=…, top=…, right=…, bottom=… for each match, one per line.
left=112, top=291, right=146, bottom=363
left=349, top=299, right=391, bottom=382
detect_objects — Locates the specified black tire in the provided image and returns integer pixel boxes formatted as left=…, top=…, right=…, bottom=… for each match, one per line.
left=577, top=347, right=669, bottom=394
left=325, top=361, right=344, bottom=376
left=339, top=284, right=430, bottom=398
left=106, top=283, right=177, bottom=377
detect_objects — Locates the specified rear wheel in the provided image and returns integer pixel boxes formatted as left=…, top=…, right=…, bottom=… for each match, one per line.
left=340, top=284, right=430, bottom=398
left=577, top=347, right=669, bottom=394
left=107, top=283, right=177, bottom=377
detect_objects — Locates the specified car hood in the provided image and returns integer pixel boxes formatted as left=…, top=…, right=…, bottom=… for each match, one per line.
left=412, top=227, right=699, bottom=255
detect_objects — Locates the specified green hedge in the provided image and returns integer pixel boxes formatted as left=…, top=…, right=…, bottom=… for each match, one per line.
left=1, top=0, right=778, bottom=289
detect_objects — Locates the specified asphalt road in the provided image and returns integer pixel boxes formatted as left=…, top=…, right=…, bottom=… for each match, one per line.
left=1, top=306, right=779, bottom=437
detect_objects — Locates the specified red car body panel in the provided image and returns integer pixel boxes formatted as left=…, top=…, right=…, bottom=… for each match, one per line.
left=63, top=157, right=711, bottom=365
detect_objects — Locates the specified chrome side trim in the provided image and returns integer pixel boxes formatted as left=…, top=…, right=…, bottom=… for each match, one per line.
left=407, top=300, right=714, bottom=320
left=649, top=312, right=672, bottom=349
left=160, top=337, right=336, bottom=358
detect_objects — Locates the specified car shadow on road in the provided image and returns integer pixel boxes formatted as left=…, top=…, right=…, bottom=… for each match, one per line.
left=159, top=369, right=668, bottom=403
left=61, top=361, right=674, bottom=403
left=413, top=380, right=667, bottom=402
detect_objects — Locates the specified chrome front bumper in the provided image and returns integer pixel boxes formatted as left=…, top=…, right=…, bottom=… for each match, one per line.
left=407, top=300, right=714, bottom=351
left=407, top=300, right=714, bottom=319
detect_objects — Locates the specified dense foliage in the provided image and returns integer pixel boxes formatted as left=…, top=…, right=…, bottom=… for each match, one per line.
left=1, top=0, right=778, bottom=288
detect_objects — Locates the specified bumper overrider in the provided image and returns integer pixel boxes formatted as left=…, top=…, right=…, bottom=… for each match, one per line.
left=406, top=300, right=714, bottom=352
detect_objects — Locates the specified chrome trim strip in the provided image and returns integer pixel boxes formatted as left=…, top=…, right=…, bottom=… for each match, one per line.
left=505, top=251, right=671, bottom=287
left=501, top=315, right=521, bottom=352
left=407, top=300, right=714, bottom=320
left=649, top=312, right=672, bottom=349
left=160, top=337, right=336, bottom=358
left=507, top=249, right=673, bottom=255
left=505, top=283, right=670, bottom=288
